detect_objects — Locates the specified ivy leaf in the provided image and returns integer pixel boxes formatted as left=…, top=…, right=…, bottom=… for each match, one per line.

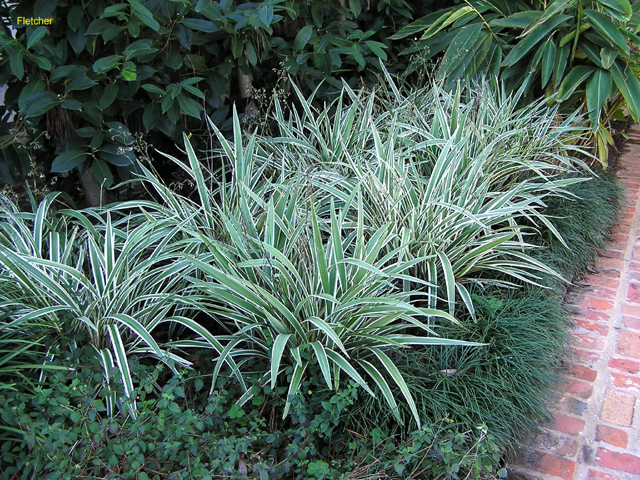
left=51, top=148, right=88, bottom=173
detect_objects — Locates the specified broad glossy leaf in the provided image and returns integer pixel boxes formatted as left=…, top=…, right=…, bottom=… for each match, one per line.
left=597, top=0, right=632, bottom=21
left=490, top=11, right=541, bottom=29
left=586, top=68, right=612, bottom=127
left=553, top=42, right=570, bottom=86
left=99, top=83, right=119, bottom=110
left=557, top=65, right=595, bottom=101
left=181, top=18, right=217, bottom=33
left=18, top=80, right=45, bottom=112
left=24, top=91, right=60, bottom=118
left=502, top=15, right=570, bottom=67
left=389, top=8, right=456, bottom=40
left=51, top=148, right=87, bottom=172
left=611, top=60, right=640, bottom=121
left=583, top=9, right=629, bottom=54
left=92, top=158, right=113, bottom=187
left=10, top=48, right=24, bottom=80
left=541, top=38, right=556, bottom=88
left=294, top=25, right=313, bottom=52
left=27, top=26, right=47, bottom=50
left=93, top=55, right=122, bottom=74
left=438, top=22, right=483, bottom=81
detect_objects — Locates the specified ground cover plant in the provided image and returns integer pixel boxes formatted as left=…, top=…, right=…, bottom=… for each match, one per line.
left=0, top=75, right=624, bottom=478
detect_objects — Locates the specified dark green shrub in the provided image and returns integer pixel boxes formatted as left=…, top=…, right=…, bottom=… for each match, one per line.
left=0, top=0, right=417, bottom=188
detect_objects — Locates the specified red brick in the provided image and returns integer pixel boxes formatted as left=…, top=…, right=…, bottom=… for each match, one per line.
left=609, top=357, right=640, bottom=374
left=611, top=371, right=640, bottom=392
left=623, top=316, right=640, bottom=330
left=580, top=275, right=620, bottom=290
left=574, top=333, right=605, bottom=351
left=567, top=364, right=598, bottom=382
left=617, top=331, right=640, bottom=359
left=628, top=283, right=640, bottom=303
left=574, top=318, right=609, bottom=336
left=622, top=303, right=640, bottom=317
left=596, top=425, right=629, bottom=448
left=561, top=379, right=594, bottom=399
left=596, top=257, right=624, bottom=271
left=572, top=308, right=611, bottom=323
left=534, top=453, right=576, bottom=480
left=579, top=297, right=615, bottom=311
left=586, top=468, right=622, bottom=480
left=572, top=348, right=601, bottom=365
left=531, top=430, right=580, bottom=457
left=550, top=413, right=586, bottom=436
left=601, top=249, right=624, bottom=259
left=596, top=448, right=640, bottom=475
left=590, top=287, right=617, bottom=299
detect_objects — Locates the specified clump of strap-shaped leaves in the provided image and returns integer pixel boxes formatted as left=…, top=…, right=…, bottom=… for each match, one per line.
left=391, top=0, right=640, bottom=165
left=0, top=193, right=222, bottom=418
left=251, top=74, right=590, bottom=320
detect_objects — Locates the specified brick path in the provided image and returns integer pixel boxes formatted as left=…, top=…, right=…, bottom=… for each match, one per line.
left=508, top=127, right=640, bottom=480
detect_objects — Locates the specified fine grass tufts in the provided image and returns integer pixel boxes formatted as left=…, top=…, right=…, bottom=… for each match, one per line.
left=352, top=286, right=570, bottom=452
left=535, top=169, right=623, bottom=281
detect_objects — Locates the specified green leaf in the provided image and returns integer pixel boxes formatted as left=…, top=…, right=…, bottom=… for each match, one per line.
left=270, top=334, right=291, bottom=389
left=586, top=68, right=612, bottom=127
left=541, top=38, right=556, bottom=88
left=24, top=91, right=60, bottom=118
left=246, top=40, right=257, bottom=66
left=557, top=65, right=595, bottom=101
left=611, top=60, right=640, bottom=121
left=294, top=26, right=313, bottom=53
left=61, top=98, right=82, bottom=111
left=390, top=8, right=456, bottom=40
left=130, top=0, right=160, bottom=31
left=10, top=48, right=24, bottom=80
left=181, top=18, right=217, bottom=33
left=33, top=56, right=52, bottom=71
left=124, top=39, right=158, bottom=59
left=600, top=48, right=617, bottom=69
left=502, top=15, right=570, bottom=67
left=18, top=80, right=45, bottom=112
left=176, top=93, right=203, bottom=119
left=143, top=103, right=160, bottom=130
left=598, top=0, right=632, bottom=21
left=66, top=75, right=96, bottom=93
left=365, top=41, right=387, bottom=60
left=437, top=22, right=483, bottom=81
left=583, top=9, right=629, bottom=54
left=93, top=55, right=123, bottom=74
left=349, top=0, right=361, bottom=18
left=27, top=27, right=47, bottom=50
left=68, top=5, right=84, bottom=31
left=92, top=158, right=113, bottom=187
left=99, top=83, right=119, bottom=110
left=51, top=148, right=87, bottom=172
left=141, top=84, right=165, bottom=95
